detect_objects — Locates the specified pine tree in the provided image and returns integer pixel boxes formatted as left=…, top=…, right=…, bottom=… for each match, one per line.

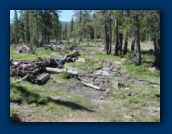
left=23, top=10, right=30, bottom=43
left=70, top=17, right=74, bottom=38
left=13, top=10, right=19, bottom=43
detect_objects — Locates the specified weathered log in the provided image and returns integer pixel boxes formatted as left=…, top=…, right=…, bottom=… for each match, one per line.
left=10, top=63, right=24, bottom=75
left=64, top=50, right=79, bottom=60
left=10, top=51, right=80, bottom=84
left=35, top=73, right=50, bottom=85
left=81, top=82, right=105, bottom=91
left=53, top=58, right=63, bottom=68
left=45, top=67, right=78, bottom=77
left=30, top=68, right=41, bottom=75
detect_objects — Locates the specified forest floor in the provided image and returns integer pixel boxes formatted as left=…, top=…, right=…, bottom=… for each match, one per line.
left=10, top=40, right=160, bottom=122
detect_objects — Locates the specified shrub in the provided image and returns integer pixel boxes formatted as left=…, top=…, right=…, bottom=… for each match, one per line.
left=60, top=71, right=72, bottom=79
left=10, top=93, right=23, bottom=104
left=10, top=108, right=21, bottom=122
left=125, top=51, right=137, bottom=65
left=26, top=95, right=48, bottom=105
left=26, top=94, right=39, bottom=104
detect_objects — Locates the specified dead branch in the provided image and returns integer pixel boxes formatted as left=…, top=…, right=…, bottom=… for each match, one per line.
left=10, top=74, right=29, bottom=85
left=81, top=82, right=105, bottom=91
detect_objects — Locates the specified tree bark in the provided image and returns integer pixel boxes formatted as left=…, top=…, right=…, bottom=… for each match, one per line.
left=104, top=23, right=108, bottom=51
left=123, top=37, right=128, bottom=55
left=152, top=39, right=160, bottom=69
left=134, top=11, right=141, bottom=65
left=131, top=37, right=135, bottom=51
left=119, top=33, right=123, bottom=55
left=106, top=33, right=109, bottom=55
left=109, top=17, right=112, bottom=54
left=114, top=19, right=119, bottom=56
left=35, top=10, right=38, bottom=47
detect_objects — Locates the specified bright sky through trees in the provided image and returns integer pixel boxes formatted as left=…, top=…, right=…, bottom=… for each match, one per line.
left=10, top=10, right=74, bottom=22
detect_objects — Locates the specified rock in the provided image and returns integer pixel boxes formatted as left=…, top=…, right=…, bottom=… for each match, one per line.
left=148, top=49, right=154, bottom=54
left=112, top=81, right=124, bottom=88
left=112, top=69, right=117, bottom=72
left=114, top=61, right=121, bottom=65
left=127, top=93, right=131, bottom=96
left=45, top=45, right=54, bottom=50
left=76, top=58, right=85, bottom=63
left=94, top=82, right=100, bottom=85
left=105, top=89, right=110, bottom=94
left=99, top=96, right=104, bottom=100
left=91, top=76, right=97, bottom=82
left=124, top=87, right=130, bottom=90
left=148, top=67, right=156, bottom=72
left=117, top=82, right=124, bottom=87
left=121, top=58, right=126, bottom=61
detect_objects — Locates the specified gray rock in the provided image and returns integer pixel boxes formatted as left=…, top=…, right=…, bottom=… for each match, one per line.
left=76, top=58, right=85, bottom=63
left=124, top=87, right=130, bottom=90
left=99, top=96, right=104, bottom=100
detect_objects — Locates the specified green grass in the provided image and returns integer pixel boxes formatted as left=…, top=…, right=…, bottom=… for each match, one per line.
left=10, top=76, right=93, bottom=121
left=106, top=82, right=160, bottom=122
left=94, top=52, right=121, bottom=62
left=10, top=92, right=23, bottom=104
left=124, top=51, right=160, bottom=84
left=125, top=65, right=160, bottom=84
left=60, top=71, right=72, bottom=79
left=10, top=41, right=160, bottom=122
left=10, top=47, right=62, bottom=60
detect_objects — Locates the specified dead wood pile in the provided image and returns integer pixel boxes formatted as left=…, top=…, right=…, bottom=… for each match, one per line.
left=19, top=44, right=36, bottom=54
left=10, top=50, right=79, bottom=85
left=43, top=43, right=84, bottom=51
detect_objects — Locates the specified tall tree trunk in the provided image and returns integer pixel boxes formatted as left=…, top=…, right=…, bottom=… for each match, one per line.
left=35, top=10, right=38, bottom=47
left=114, top=19, right=119, bottom=56
left=104, top=23, right=108, bottom=51
left=131, top=37, right=135, bottom=51
left=109, top=18, right=112, bottom=54
left=106, top=34, right=110, bottom=55
left=40, top=30, right=43, bottom=47
left=123, top=34, right=128, bottom=55
left=123, top=32, right=128, bottom=55
left=152, top=39, right=160, bottom=69
left=119, top=33, right=123, bottom=55
left=78, top=34, right=82, bottom=45
left=134, top=11, right=141, bottom=65
left=48, top=35, right=50, bottom=44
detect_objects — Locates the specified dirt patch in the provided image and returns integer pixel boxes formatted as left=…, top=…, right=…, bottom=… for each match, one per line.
left=61, top=111, right=106, bottom=122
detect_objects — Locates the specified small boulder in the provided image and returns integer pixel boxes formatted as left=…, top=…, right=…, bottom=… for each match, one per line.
left=112, top=81, right=124, bottom=88
left=124, top=87, right=130, bottom=90
left=105, top=89, right=110, bottom=94
left=148, top=67, right=156, bottom=72
left=76, top=58, right=85, bottom=63
left=99, top=96, right=104, bottom=100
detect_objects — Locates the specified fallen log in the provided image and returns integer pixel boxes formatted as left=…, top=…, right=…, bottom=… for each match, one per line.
left=64, top=50, right=79, bottom=61
left=45, top=67, right=78, bottom=77
left=10, top=50, right=80, bottom=84
left=30, top=68, right=41, bottom=75
left=35, top=73, right=50, bottom=85
left=81, top=82, right=105, bottom=91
